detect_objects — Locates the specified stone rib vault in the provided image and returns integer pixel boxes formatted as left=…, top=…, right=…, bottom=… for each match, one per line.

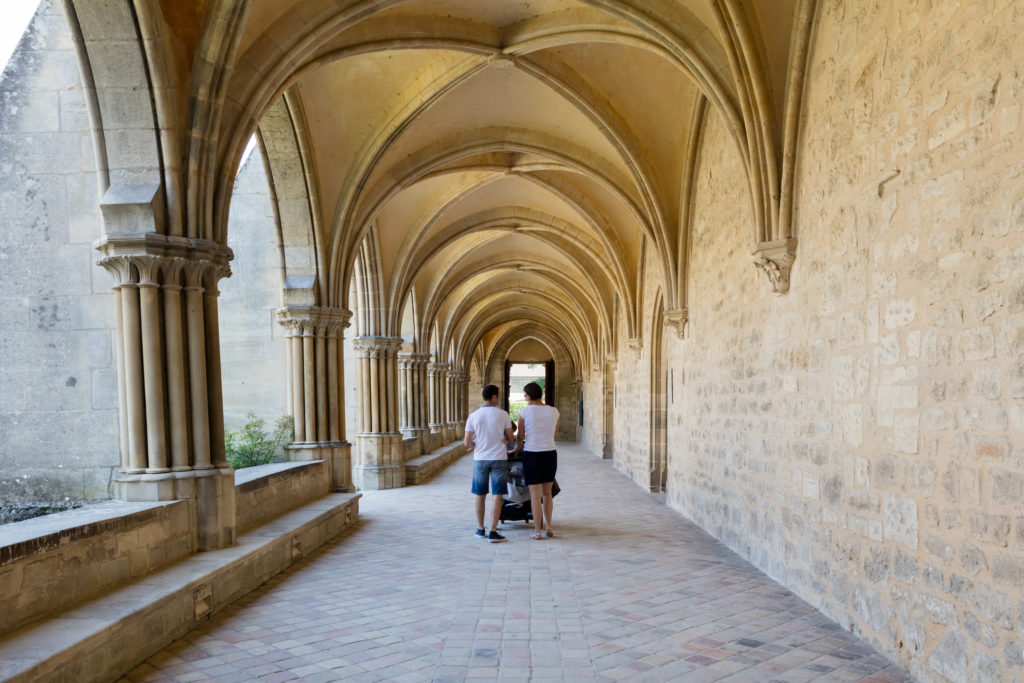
left=0, top=0, right=1023, bottom=681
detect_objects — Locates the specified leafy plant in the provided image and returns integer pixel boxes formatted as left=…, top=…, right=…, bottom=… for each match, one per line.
left=508, top=400, right=527, bottom=423
left=225, top=412, right=294, bottom=469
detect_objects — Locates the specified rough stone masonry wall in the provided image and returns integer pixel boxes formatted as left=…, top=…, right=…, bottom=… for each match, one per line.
left=0, top=0, right=118, bottom=503
left=220, top=150, right=289, bottom=433
left=624, top=1, right=1024, bottom=681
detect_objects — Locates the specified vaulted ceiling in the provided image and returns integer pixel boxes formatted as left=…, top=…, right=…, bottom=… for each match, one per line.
left=80, top=0, right=815, bottom=375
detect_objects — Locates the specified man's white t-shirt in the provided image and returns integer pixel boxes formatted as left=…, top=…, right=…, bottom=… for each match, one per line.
left=464, top=405, right=511, bottom=460
left=520, top=404, right=559, bottom=451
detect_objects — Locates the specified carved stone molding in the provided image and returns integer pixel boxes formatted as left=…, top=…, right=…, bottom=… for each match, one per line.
left=663, top=308, right=687, bottom=339
left=96, top=233, right=233, bottom=269
left=352, top=336, right=403, bottom=358
left=277, top=306, right=352, bottom=338
left=752, top=238, right=797, bottom=295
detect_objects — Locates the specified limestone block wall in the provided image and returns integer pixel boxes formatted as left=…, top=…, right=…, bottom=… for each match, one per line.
left=611, top=309, right=651, bottom=484
left=580, top=371, right=603, bottom=456
left=593, top=2, right=1024, bottom=680
left=220, top=151, right=289, bottom=433
left=0, top=0, right=118, bottom=503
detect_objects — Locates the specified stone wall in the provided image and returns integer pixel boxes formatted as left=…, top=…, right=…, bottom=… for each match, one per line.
left=0, top=0, right=117, bottom=503
left=220, top=150, right=289, bottom=433
left=595, top=2, right=1024, bottom=680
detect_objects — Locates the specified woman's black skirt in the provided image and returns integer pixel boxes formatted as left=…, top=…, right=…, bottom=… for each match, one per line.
left=521, top=449, right=557, bottom=485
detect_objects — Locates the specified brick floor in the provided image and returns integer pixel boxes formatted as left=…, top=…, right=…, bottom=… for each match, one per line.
left=121, top=444, right=913, bottom=682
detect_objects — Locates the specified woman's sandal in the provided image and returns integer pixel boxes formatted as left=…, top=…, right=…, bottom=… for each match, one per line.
left=545, top=529, right=556, bottom=538
left=532, top=533, right=544, bottom=540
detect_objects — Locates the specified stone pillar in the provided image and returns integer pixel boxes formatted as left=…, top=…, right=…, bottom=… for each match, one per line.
left=444, top=368, right=457, bottom=442
left=454, top=371, right=469, bottom=440
left=97, top=234, right=236, bottom=550
left=603, top=354, right=616, bottom=459
left=277, top=306, right=353, bottom=492
left=398, top=351, right=431, bottom=448
left=353, top=336, right=404, bottom=489
left=428, top=361, right=448, bottom=439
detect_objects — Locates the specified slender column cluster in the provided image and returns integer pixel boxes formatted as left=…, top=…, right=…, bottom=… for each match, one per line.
left=96, top=234, right=236, bottom=550
left=427, top=361, right=449, bottom=436
left=352, top=336, right=404, bottom=489
left=276, top=306, right=353, bottom=491
left=398, top=352, right=430, bottom=445
left=451, top=371, right=470, bottom=439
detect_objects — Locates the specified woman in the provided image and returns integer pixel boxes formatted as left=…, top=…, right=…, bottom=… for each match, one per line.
left=516, top=381, right=560, bottom=539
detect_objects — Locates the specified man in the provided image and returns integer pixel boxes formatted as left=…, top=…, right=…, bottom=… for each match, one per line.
left=464, top=384, right=514, bottom=542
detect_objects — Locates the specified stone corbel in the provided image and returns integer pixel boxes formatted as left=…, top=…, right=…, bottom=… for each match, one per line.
left=626, top=337, right=642, bottom=352
left=663, top=308, right=687, bottom=339
left=752, top=238, right=797, bottom=295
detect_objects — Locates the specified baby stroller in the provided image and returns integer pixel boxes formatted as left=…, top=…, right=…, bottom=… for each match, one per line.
left=500, top=454, right=559, bottom=525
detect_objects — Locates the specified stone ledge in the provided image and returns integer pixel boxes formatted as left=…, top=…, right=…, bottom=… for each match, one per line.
left=0, top=500, right=180, bottom=564
left=0, top=493, right=360, bottom=683
left=0, top=500, right=194, bottom=638
left=405, top=441, right=466, bottom=485
left=235, top=460, right=330, bottom=534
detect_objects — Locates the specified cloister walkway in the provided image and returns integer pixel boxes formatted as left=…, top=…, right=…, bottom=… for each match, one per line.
left=122, top=444, right=912, bottom=683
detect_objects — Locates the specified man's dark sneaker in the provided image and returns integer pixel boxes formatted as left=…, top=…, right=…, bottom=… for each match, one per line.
left=487, top=530, right=507, bottom=543
left=475, top=528, right=486, bottom=539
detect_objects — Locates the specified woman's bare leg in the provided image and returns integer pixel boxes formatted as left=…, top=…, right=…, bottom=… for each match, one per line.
left=542, top=482, right=554, bottom=535
left=528, top=484, right=544, bottom=537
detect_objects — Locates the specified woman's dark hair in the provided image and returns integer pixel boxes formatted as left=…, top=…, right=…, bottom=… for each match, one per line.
left=523, top=381, right=543, bottom=401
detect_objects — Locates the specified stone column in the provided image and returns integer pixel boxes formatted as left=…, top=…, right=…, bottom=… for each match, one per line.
left=453, top=371, right=469, bottom=440
left=353, top=336, right=404, bottom=490
left=97, top=234, right=236, bottom=550
left=277, top=306, right=354, bottom=492
left=398, top=352, right=431, bottom=449
left=603, top=354, right=616, bottom=459
left=428, top=361, right=448, bottom=441
left=444, top=368, right=457, bottom=442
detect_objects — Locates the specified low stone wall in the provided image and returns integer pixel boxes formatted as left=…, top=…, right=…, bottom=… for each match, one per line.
left=0, top=493, right=360, bottom=683
left=406, top=442, right=466, bottom=485
left=0, top=500, right=194, bottom=638
left=234, top=461, right=330, bottom=534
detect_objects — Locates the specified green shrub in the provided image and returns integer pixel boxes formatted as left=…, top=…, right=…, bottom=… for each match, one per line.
left=508, top=400, right=527, bottom=423
left=225, top=413, right=294, bottom=469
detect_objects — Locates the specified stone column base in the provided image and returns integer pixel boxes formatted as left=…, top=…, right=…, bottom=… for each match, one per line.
left=401, top=427, right=430, bottom=456
left=115, top=468, right=236, bottom=550
left=196, top=468, right=237, bottom=550
left=352, top=464, right=405, bottom=490
left=285, top=441, right=353, bottom=492
left=354, top=433, right=404, bottom=490
left=602, top=441, right=613, bottom=459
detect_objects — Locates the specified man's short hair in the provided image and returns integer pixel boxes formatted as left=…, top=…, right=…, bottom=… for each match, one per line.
left=482, top=384, right=500, bottom=401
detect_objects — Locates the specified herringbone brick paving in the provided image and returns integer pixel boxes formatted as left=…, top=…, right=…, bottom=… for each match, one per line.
left=122, top=444, right=913, bottom=682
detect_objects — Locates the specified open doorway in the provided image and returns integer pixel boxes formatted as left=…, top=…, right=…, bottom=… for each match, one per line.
left=504, top=360, right=555, bottom=422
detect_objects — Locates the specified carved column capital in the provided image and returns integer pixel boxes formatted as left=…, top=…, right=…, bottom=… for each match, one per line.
left=752, top=238, right=797, bottom=295
left=352, top=336, right=402, bottom=359
left=277, top=306, right=353, bottom=338
left=96, top=234, right=233, bottom=293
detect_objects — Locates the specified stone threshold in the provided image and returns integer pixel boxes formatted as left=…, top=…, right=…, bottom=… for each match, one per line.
left=0, top=492, right=360, bottom=683
left=405, top=441, right=466, bottom=485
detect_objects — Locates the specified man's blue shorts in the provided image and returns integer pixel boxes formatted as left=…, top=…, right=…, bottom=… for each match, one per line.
left=472, top=459, right=508, bottom=495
